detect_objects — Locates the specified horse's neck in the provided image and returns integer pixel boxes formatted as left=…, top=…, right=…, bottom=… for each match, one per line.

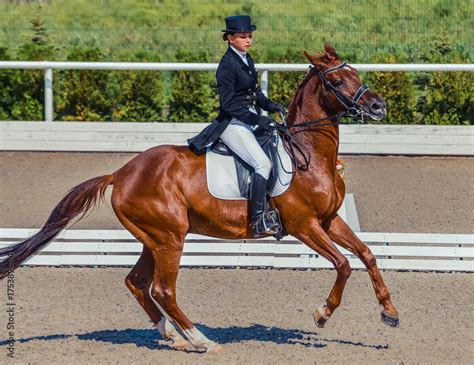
left=288, top=76, right=340, bottom=160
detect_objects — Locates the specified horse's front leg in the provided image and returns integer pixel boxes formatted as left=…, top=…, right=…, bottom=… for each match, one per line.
left=293, top=220, right=352, bottom=328
left=323, top=214, right=399, bottom=327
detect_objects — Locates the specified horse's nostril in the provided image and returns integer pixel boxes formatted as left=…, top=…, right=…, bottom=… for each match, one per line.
left=371, top=102, right=383, bottom=111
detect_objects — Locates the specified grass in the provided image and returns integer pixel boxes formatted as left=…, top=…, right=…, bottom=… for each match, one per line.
left=0, top=0, right=472, bottom=62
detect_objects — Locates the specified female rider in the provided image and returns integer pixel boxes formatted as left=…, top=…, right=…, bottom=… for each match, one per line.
left=188, top=15, right=285, bottom=237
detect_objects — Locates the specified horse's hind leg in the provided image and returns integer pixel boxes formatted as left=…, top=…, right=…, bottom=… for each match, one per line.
left=324, top=214, right=399, bottom=327
left=147, top=230, right=224, bottom=353
left=125, top=246, right=188, bottom=347
left=293, top=220, right=353, bottom=328
left=114, top=204, right=190, bottom=348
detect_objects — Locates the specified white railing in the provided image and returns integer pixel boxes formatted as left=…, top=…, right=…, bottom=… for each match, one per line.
left=1, top=228, right=472, bottom=272
left=0, top=61, right=473, bottom=122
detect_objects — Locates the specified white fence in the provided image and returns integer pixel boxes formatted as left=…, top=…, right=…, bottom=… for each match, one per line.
left=0, top=61, right=472, bottom=122
left=1, top=122, right=472, bottom=155
left=1, top=228, right=472, bottom=272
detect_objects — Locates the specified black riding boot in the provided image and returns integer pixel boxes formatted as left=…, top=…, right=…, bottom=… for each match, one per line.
left=249, top=173, right=281, bottom=237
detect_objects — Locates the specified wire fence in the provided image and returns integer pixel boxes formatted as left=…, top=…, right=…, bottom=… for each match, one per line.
left=1, top=0, right=472, bottom=62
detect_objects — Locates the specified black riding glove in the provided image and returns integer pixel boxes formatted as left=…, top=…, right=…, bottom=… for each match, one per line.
left=267, top=102, right=286, bottom=115
left=257, top=116, right=276, bottom=131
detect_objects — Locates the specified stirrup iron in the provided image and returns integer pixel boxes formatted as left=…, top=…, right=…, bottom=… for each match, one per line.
left=252, top=209, right=282, bottom=236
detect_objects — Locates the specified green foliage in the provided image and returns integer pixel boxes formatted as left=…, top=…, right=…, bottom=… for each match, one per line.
left=266, top=49, right=305, bottom=107
left=363, top=54, right=418, bottom=125
left=1, top=3, right=57, bottom=120
left=108, top=51, right=163, bottom=122
left=167, top=49, right=219, bottom=122
left=56, top=48, right=109, bottom=121
left=1, top=3, right=471, bottom=125
left=1, top=0, right=472, bottom=62
left=418, top=28, right=473, bottom=125
left=56, top=48, right=165, bottom=122
left=0, top=47, right=13, bottom=119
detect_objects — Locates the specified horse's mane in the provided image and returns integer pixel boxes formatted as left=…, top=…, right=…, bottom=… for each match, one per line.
left=287, top=49, right=340, bottom=122
left=287, top=66, right=317, bottom=121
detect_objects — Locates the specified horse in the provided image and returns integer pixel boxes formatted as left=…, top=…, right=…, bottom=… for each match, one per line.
left=0, top=44, right=399, bottom=353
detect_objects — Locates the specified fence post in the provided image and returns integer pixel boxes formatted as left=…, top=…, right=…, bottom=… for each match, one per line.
left=260, top=69, right=268, bottom=116
left=44, top=68, right=53, bottom=122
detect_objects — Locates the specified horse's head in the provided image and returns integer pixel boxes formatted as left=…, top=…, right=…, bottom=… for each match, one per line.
left=303, top=44, right=386, bottom=121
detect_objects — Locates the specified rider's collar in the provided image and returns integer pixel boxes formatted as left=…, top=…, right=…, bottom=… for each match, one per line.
left=229, top=45, right=248, bottom=60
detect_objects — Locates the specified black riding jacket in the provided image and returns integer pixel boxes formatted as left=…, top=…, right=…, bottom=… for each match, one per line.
left=187, top=46, right=274, bottom=154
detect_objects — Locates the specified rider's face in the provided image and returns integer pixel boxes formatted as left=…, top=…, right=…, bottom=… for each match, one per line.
left=228, top=32, right=253, bottom=52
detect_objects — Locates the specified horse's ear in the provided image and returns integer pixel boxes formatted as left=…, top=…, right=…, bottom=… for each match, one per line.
left=324, top=43, right=339, bottom=60
left=304, top=50, right=330, bottom=68
left=303, top=50, right=318, bottom=65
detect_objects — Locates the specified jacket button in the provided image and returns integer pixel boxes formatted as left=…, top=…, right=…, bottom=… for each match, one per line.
left=246, top=95, right=250, bottom=99
left=253, top=101, right=256, bottom=106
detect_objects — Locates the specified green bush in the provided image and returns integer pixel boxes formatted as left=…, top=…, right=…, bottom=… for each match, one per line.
left=0, top=47, right=13, bottom=120
left=55, top=48, right=109, bottom=121
left=167, top=49, right=219, bottom=123
left=363, top=54, right=418, bottom=124
left=1, top=4, right=56, bottom=121
left=55, top=48, right=164, bottom=122
left=1, top=7, right=471, bottom=125
left=418, top=29, right=473, bottom=125
left=107, top=51, right=163, bottom=122
left=266, top=49, right=306, bottom=109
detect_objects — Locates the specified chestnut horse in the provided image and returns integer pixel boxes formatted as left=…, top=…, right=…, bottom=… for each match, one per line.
left=0, top=44, right=398, bottom=353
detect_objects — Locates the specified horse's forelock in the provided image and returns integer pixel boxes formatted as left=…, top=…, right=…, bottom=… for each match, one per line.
left=305, top=45, right=339, bottom=69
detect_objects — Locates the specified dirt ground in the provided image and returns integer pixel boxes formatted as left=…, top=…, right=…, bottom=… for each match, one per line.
left=0, top=267, right=472, bottom=364
left=0, top=152, right=473, bottom=364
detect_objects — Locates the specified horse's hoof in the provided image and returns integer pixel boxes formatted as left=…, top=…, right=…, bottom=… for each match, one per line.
left=206, top=343, right=225, bottom=354
left=313, top=304, right=330, bottom=328
left=381, top=310, right=400, bottom=328
left=313, top=310, right=327, bottom=328
left=170, top=339, right=193, bottom=350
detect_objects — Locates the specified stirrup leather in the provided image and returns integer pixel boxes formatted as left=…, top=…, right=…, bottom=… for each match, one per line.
left=252, top=209, right=282, bottom=236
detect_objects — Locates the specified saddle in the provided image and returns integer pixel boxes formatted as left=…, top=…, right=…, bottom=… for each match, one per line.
left=210, top=130, right=280, bottom=199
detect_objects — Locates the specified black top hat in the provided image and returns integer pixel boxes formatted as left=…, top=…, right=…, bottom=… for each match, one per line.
left=222, top=15, right=257, bottom=33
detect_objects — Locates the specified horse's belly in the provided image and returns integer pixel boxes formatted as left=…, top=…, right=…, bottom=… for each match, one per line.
left=186, top=189, right=251, bottom=239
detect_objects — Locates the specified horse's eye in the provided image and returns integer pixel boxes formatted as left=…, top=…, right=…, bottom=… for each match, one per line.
left=333, top=80, right=344, bottom=87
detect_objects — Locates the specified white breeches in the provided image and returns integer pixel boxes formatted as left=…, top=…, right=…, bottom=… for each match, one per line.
left=219, top=118, right=272, bottom=179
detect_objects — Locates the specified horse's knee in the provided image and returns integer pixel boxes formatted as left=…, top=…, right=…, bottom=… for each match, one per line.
left=335, top=257, right=352, bottom=279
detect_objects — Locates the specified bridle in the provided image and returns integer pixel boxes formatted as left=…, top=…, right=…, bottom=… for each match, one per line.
left=284, top=62, right=371, bottom=130
left=317, top=62, right=369, bottom=119
left=275, top=61, right=372, bottom=171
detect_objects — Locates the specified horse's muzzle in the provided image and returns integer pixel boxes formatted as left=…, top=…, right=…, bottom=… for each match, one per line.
left=364, top=97, right=387, bottom=121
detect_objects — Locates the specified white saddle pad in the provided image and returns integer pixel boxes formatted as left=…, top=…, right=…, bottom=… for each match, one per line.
left=206, top=136, right=293, bottom=200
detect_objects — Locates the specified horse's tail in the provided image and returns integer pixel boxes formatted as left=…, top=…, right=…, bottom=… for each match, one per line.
left=0, top=174, right=114, bottom=280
